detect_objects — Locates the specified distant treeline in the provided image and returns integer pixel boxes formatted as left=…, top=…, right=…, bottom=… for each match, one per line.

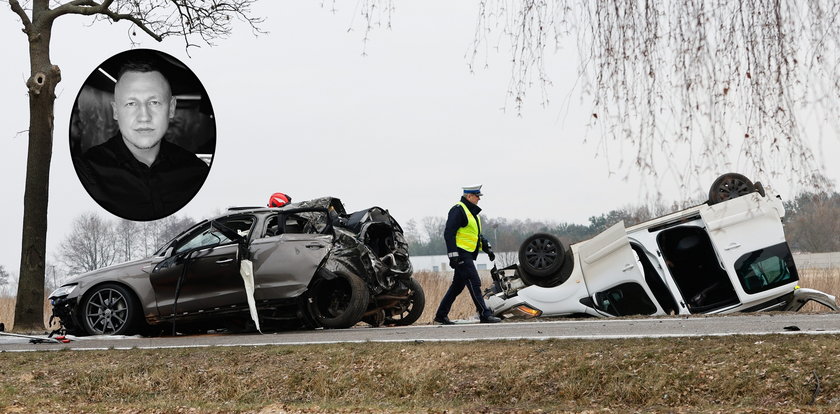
left=404, top=192, right=840, bottom=256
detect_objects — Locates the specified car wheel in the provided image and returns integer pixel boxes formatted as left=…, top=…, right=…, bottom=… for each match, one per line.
left=80, top=283, right=140, bottom=336
left=708, top=173, right=755, bottom=205
left=306, top=270, right=369, bottom=329
left=519, top=246, right=575, bottom=288
left=384, top=277, right=425, bottom=326
left=518, top=233, right=566, bottom=280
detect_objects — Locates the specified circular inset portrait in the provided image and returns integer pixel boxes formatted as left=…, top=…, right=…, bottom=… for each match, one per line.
left=70, top=49, right=215, bottom=221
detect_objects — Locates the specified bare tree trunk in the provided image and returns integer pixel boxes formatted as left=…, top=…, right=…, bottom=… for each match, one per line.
left=14, top=0, right=59, bottom=333
left=7, top=0, right=261, bottom=333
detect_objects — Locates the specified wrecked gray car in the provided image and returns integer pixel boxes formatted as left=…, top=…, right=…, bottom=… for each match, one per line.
left=49, top=197, right=423, bottom=335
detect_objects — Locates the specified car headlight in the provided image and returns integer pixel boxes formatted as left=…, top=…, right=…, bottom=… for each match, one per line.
left=49, top=284, right=77, bottom=298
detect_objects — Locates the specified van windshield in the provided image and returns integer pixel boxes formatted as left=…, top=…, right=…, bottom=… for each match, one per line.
left=734, top=242, right=799, bottom=294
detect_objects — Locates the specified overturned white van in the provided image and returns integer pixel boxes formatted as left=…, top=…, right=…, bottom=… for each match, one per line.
left=486, top=174, right=838, bottom=319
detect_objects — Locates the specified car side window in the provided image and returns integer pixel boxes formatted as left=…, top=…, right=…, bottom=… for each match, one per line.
left=264, top=215, right=280, bottom=237
left=175, top=216, right=255, bottom=254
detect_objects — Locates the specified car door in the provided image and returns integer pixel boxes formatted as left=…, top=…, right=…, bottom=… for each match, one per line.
left=150, top=216, right=253, bottom=316
left=249, top=213, right=333, bottom=300
left=577, top=221, right=662, bottom=316
left=698, top=192, right=794, bottom=304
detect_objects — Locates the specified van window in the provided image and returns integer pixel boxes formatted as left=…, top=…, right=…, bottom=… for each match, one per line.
left=734, top=242, right=799, bottom=294
left=593, top=282, right=657, bottom=316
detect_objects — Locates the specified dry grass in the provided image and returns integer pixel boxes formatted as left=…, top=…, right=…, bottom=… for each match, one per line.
left=2, top=336, right=840, bottom=413
left=0, top=296, right=12, bottom=326
left=800, top=268, right=840, bottom=312
left=413, top=270, right=497, bottom=324
left=1, top=269, right=839, bottom=413
left=0, top=296, right=56, bottom=332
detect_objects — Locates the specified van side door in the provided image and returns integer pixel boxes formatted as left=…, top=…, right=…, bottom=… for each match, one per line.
left=577, top=221, right=663, bottom=316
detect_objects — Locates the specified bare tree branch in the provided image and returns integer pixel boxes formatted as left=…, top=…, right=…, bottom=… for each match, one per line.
left=49, top=0, right=162, bottom=40
left=8, top=0, right=33, bottom=32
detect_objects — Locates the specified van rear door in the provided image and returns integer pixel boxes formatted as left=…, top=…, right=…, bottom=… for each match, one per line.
left=699, top=193, right=796, bottom=304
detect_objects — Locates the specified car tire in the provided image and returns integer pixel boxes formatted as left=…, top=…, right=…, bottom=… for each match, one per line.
left=519, top=246, right=575, bottom=288
left=80, top=283, right=141, bottom=336
left=384, top=277, right=425, bottom=326
left=306, top=270, right=369, bottom=329
left=708, top=173, right=755, bottom=205
left=518, top=233, right=567, bottom=280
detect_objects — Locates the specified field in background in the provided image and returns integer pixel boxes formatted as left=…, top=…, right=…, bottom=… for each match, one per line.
left=800, top=268, right=840, bottom=312
left=1, top=268, right=837, bottom=331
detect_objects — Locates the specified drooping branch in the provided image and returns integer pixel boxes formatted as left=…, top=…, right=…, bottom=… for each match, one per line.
left=468, top=0, right=840, bottom=195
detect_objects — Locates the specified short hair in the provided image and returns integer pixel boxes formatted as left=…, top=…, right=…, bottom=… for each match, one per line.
left=115, top=60, right=169, bottom=84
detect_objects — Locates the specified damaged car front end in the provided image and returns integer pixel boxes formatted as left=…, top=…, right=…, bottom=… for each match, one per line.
left=50, top=197, right=423, bottom=336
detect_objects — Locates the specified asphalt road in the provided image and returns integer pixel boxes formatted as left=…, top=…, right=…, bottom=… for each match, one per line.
left=2, top=313, right=839, bottom=352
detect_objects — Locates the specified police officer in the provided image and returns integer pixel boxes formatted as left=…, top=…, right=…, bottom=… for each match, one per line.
left=433, top=185, right=502, bottom=324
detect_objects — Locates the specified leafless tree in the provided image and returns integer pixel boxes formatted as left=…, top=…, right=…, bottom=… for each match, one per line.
left=349, top=1, right=838, bottom=195
left=468, top=0, right=839, bottom=193
left=421, top=216, right=447, bottom=250
left=58, top=212, right=118, bottom=276
left=0, top=265, right=9, bottom=288
left=495, top=250, right=518, bottom=268
left=114, top=219, right=137, bottom=262
left=784, top=193, right=840, bottom=252
left=8, top=0, right=263, bottom=332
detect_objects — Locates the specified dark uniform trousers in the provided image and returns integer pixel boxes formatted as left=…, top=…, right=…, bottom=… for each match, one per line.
left=435, top=254, right=493, bottom=320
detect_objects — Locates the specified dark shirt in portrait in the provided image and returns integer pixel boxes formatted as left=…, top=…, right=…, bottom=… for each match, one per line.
left=75, top=134, right=209, bottom=221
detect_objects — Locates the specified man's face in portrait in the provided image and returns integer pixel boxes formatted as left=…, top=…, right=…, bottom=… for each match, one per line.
left=111, top=70, right=177, bottom=152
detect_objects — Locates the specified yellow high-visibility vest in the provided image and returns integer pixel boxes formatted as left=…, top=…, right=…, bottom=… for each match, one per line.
left=455, top=202, right=481, bottom=252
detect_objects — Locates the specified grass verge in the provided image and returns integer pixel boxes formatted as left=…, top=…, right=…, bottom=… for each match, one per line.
left=1, top=335, right=839, bottom=413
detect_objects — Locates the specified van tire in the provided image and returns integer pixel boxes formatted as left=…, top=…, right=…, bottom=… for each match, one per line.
left=708, top=173, right=755, bottom=205
left=518, top=233, right=572, bottom=286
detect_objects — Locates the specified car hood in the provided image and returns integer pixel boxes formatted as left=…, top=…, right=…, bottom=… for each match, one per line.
left=61, top=257, right=155, bottom=292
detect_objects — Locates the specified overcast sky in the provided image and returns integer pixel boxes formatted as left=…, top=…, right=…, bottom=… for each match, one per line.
left=1, top=1, right=838, bottom=278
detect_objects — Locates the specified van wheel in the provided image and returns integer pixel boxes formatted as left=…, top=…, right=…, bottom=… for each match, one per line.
left=520, top=245, right=575, bottom=288
left=519, top=233, right=565, bottom=278
left=708, top=173, right=755, bottom=205
left=306, top=270, right=369, bottom=329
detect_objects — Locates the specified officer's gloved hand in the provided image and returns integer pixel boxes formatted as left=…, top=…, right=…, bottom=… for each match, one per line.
left=449, top=257, right=461, bottom=269
left=486, top=249, right=496, bottom=262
